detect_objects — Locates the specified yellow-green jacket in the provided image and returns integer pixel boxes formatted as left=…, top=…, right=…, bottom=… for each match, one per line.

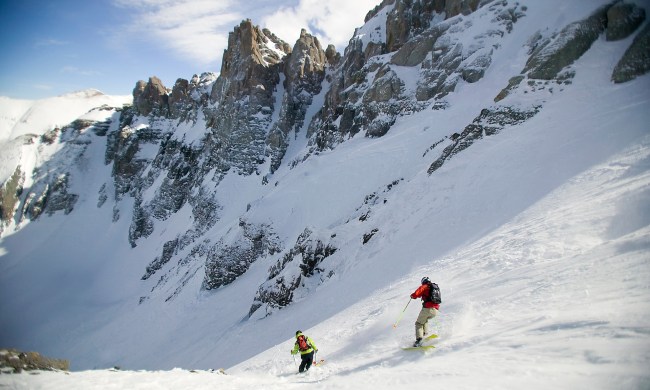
left=291, top=332, right=317, bottom=355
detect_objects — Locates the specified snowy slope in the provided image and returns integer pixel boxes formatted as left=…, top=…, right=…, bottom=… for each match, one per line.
left=3, top=116, right=649, bottom=389
left=1, top=0, right=650, bottom=389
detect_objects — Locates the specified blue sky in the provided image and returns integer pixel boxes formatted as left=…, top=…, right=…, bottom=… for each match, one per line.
left=0, top=0, right=377, bottom=100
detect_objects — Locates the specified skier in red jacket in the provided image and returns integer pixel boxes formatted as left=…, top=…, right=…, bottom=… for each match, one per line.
left=410, top=277, right=440, bottom=347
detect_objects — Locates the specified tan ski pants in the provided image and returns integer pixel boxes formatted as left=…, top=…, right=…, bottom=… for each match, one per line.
left=415, top=307, right=438, bottom=339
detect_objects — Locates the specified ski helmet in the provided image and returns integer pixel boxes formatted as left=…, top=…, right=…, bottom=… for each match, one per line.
left=296, top=330, right=302, bottom=336
left=421, top=277, right=430, bottom=284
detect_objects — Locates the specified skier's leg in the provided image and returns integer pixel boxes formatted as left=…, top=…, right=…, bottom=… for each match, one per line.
left=423, top=307, right=437, bottom=335
left=415, top=307, right=428, bottom=340
left=299, top=355, right=308, bottom=372
left=304, top=351, right=314, bottom=371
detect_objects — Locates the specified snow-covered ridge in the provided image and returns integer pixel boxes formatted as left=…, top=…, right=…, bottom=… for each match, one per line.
left=0, top=91, right=131, bottom=189
left=0, top=89, right=131, bottom=142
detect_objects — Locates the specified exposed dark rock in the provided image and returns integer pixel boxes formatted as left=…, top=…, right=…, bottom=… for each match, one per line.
left=612, top=21, right=650, bottom=83
left=148, top=139, right=202, bottom=220
left=205, top=20, right=290, bottom=177
left=494, top=75, right=524, bottom=102
left=363, top=228, right=379, bottom=244
left=325, top=44, right=341, bottom=66
left=0, top=166, right=25, bottom=234
left=91, top=119, right=112, bottom=136
left=445, top=0, right=482, bottom=19
left=249, top=228, right=336, bottom=316
left=350, top=179, right=403, bottom=223
left=166, top=73, right=217, bottom=121
left=524, top=4, right=611, bottom=80
left=40, top=128, right=61, bottom=144
left=133, top=76, right=170, bottom=116
left=497, top=3, right=615, bottom=101
left=386, top=0, right=440, bottom=52
left=606, top=2, right=646, bottom=41
left=391, top=26, right=447, bottom=67
left=43, top=174, right=78, bottom=216
left=266, top=29, right=328, bottom=172
left=169, top=78, right=190, bottom=119
left=19, top=173, right=78, bottom=222
left=305, top=0, right=519, bottom=155
left=461, top=49, right=493, bottom=82
left=108, top=120, right=155, bottom=198
left=129, top=194, right=154, bottom=247
left=142, top=238, right=179, bottom=280
left=428, top=105, right=541, bottom=174
left=365, top=0, right=396, bottom=23
left=203, top=220, right=281, bottom=290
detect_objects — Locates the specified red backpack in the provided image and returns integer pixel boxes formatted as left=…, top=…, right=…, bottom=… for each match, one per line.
left=297, top=335, right=310, bottom=351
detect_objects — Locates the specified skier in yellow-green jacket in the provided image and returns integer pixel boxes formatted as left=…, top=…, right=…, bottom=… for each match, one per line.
left=291, top=330, right=318, bottom=373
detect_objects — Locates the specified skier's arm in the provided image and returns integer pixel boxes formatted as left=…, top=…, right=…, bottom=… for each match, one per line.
left=410, top=285, right=425, bottom=299
left=291, top=342, right=299, bottom=355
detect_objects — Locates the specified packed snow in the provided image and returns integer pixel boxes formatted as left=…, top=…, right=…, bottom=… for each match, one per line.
left=1, top=0, right=649, bottom=389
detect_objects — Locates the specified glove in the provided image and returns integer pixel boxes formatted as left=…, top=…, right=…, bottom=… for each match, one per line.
left=410, top=293, right=416, bottom=299
left=314, top=349, right=318, bottom=353
left=291, top=350, right=296, bottom=355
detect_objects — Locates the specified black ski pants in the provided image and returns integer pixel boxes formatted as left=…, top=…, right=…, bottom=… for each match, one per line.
left=299, top=351, right=314, bottom=372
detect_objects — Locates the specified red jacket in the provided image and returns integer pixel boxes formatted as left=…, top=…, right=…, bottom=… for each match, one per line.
left=411, top=284, right=440, bottom=309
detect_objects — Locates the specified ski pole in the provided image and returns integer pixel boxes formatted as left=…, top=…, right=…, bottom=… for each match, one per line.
left=393, top=298, right=412, bottom=328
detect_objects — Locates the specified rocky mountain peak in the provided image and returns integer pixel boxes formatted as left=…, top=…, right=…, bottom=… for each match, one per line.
left=266, top=28, right=331, bottom=172
left=133, top=76, right=169, bottom=116
left=209, top=20, right=290, bottom=106
left=219, top=19, right=290, bottom=76
left=286, top=29, right=327, bottom=82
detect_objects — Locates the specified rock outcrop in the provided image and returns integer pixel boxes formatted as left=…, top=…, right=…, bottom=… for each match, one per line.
left=249, top=228, right=337, bottom=317
left=266, top=29, right=328, bottom=173
left=612, top=20, right=650, bottom=83
left=306, top=0, right=525, bottom=151
left=497, top=2, right=648, bottom=100
left=0, top=166, right=24, bottom=235
left=203, top=220, right=282, bottom=290
left=133, top=77, right=169, bottom=117
left=522, top=4, right=610, bottom=81
left=0, top=349, right=69, bottom=373
left=205, top=20, right=290, bottom=177
left=606, top=2, right=646, bottom=41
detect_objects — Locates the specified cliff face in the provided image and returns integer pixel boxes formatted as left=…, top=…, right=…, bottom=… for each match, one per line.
left=305, top=0, right=526, bottom=149
left=1, top=0, right=649, bottom=316
left=266, top=29, right=329, bottom=173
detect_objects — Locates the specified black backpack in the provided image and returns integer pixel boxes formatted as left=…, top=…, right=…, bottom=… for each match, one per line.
left=428, top=282, right=442, bottom=304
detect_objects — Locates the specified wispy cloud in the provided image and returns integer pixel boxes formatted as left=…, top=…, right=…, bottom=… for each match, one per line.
left=61, top=66, right=102, bottom=77
left=261, top=0, right=378, bottom=51
left=108, top=0, right=376, bottom=70
left=110, top=0, right=241, bottom=67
